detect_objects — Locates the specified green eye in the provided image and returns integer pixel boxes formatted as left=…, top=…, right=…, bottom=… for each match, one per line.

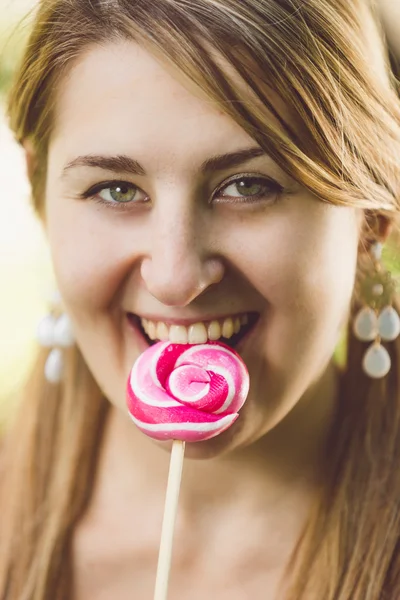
left=101, top=183, right=138, bottom=203
left=215, top=175, right=284, bottom=203
left=81, top=180, right=149, bottom=208
left=233, top=180, right=264, bottom=196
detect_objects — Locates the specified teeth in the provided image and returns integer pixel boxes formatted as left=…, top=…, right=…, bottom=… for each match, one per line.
left=169, top=325, right=188, bottom=344
left=208, top=320, right=221, bottom=341
left=222, top=317, right=234, bottom=339
left=156, top=322, right=169, bottom=341
left=147, top=321, right=157, bottom=340
left=140, top=313, right=251, bottom=345
left=188, top=322, right=208, bottom=344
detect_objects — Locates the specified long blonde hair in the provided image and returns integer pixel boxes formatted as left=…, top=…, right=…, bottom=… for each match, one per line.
left=1, top=1, right=400, bottom=598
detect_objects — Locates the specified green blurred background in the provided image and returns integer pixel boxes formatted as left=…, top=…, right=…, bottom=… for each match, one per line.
left=0, top=0, right=399, bottom=425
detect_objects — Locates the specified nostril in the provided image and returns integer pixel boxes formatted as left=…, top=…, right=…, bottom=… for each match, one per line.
left=140, top=255, right=225, bottom=307
left=204, top=258, right=225, bottom=286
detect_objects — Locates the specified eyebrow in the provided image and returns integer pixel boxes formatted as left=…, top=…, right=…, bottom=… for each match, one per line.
left=60, top=147, right=268, bottom=179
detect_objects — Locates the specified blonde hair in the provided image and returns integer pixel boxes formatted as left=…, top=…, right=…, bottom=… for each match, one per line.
left=1, top=0, right=400, bottom=598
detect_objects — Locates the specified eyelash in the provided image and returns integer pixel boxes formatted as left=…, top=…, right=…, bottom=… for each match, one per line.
left=79, top=174, right=285, bottom=211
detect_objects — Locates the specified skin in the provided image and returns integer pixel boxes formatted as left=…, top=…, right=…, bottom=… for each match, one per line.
left=378, top=0, right=400, bottom=59
left=28, top=40, right=389, bottom=597
left=45, top=40, right=362, bottom=455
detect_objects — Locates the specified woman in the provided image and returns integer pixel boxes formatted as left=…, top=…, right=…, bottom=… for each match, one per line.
left=1, top=0, right=400, bottom=598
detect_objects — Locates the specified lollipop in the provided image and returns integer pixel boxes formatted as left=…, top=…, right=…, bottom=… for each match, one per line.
left=127, top=341, right=249, bottom=442
left=126, top=339, right=250, bottom=600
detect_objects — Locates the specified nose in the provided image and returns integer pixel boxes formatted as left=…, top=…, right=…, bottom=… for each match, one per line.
left=140, top=207, right=224, bottom=307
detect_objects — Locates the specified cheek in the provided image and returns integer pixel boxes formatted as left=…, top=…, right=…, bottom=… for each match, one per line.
left=45, top=195, right=143, bottom=405
left=292, top=210, right=359, bottom=325
left=45, top=196, right=139, bottom=312
left=232, top=203, right=359, bottom=354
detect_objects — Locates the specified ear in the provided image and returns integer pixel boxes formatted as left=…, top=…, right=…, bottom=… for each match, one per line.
left=22, top=139, right=38, bottom=183
left=359, top=211, right=393, bottom=254
left=377, top=216, right=393, bottom=242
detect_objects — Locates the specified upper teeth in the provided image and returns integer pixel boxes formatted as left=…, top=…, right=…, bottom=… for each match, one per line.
left=141, top=314, right=249, bottom=344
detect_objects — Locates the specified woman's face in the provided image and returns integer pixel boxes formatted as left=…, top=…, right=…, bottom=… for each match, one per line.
left=44, top=41, right=362, bottom=456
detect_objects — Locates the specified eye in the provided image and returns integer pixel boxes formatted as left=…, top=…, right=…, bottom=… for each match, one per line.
left=214, top=175, right=284, bottom=204
left=80, top=175, right=285, bottom=209
left=81, top=180, right=149, bottom=208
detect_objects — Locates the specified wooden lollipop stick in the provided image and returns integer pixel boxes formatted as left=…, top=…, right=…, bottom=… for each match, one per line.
left=154, top=439, right=186, bottom=600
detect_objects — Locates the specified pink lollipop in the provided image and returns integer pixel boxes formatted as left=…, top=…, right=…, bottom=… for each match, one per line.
left=127, top=341, right=249, bottom=442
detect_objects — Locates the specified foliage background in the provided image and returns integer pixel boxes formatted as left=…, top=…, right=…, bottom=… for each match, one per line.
left=0, top=0, right=398, bottom=425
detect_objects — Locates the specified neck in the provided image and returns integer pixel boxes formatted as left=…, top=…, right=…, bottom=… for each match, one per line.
left=75, top=359, right=340, bottom=595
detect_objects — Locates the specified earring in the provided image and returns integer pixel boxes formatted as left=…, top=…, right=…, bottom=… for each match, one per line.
left=353, top=242, right=400, bottom=378
left=36, top=291, right=75, bottom=383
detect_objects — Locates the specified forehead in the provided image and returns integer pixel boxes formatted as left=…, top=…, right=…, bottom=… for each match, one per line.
left=49, top=40, right=296, bottom=166
left=51, top=42, right=247, bottom=155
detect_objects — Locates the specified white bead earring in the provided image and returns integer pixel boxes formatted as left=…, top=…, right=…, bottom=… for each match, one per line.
left=353, top=242, right=400, bottom=378
left=36, top=291, right=75, bottom=383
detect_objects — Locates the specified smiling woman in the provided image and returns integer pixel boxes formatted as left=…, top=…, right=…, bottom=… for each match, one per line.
left=1, top=0, right=400, bottom=599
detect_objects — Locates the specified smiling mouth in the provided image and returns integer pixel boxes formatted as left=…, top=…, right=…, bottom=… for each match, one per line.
left=127, top=312, right=259, bottom=349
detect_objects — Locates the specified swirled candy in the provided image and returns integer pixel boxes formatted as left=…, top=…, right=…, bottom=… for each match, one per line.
left=126, top=341, right=249, bottom=442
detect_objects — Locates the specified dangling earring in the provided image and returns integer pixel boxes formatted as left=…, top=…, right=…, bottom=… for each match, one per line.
left=353, top=242, right=400, bottom=378
left=36, top=291, right=75, bottom=383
